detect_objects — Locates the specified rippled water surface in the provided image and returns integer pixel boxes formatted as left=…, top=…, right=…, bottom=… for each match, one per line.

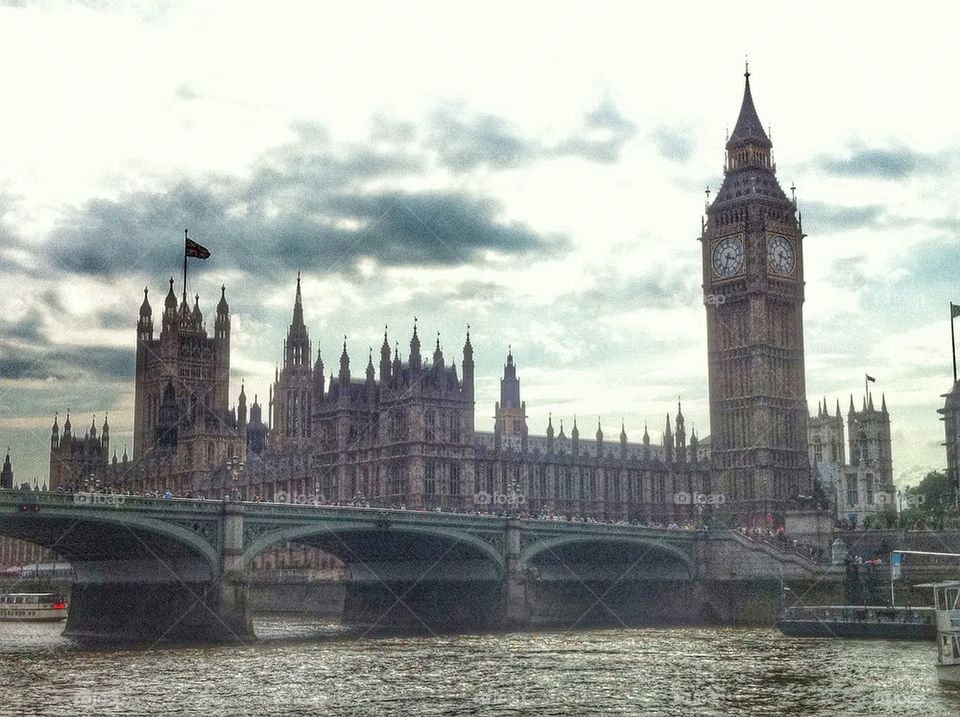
left=1, top=617, right=959, bottom=716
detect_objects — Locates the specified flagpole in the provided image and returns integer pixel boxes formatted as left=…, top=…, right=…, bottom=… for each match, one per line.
left=952, top=302, right=957, bottom=385
left=182, top=228, right=189, bottom=305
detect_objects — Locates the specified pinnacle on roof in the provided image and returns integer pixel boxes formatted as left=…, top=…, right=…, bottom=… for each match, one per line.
left=726, top=64, right=772, bottom=151
left=596, top=418, right=603, bottom=442
left=217, top=285, right=229, bottom=314
left=620, top=419, right=627, bottom=442
left=140, top=286, right=152, bottom=316
left=164, top=277, right=178, bottom=309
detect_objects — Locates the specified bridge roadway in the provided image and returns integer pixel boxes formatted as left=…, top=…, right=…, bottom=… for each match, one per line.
left=0, top=490, right=831, bottom=643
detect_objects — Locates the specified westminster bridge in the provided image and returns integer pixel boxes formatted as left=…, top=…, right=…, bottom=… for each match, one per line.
left=0, top=489, right=843, bottom=643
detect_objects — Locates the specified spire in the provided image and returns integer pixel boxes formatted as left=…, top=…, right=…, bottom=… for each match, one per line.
left=292, top=272, right=305, bottom=325
left=192, top=293, right=202, bottom=322
left=63, top=410, right=71, bottom=436
left=726, top=64, right=771, bottom=151
left=339, top=336, right=350, bottom=382
left=89, top=415, right=97, bottom=437
left=433, top=332, right=443, bottom=365
left=620, top=419, right=627, bottom=443
left=881, top=393, right=888, bottom=414
left=868, top=392, right=875, bottom=411
left=849, top=394, right=856, bottom=415
left=164, top=276, right=178, bottom=309
left=464, top=324, right=473, bottom=354
left=102, top=413, right=109, bottom=433
left=217, top=285, right=228, bottom=315
left=140, top=286, right=152, bottom=317
left=664, top=413, right=672, bottom=438
left=409, top=317, right=421, bottom=370
left=546, top=413, right=554, bottom=438
left=571, top=415, right=579, bottom=440
left=366, top=348, right=375, bottom=383
left=643, top=422, right=650, bottom=445
left=51, top=412, right=59, bottom=434
left=596, top=418, right=603, bottom=442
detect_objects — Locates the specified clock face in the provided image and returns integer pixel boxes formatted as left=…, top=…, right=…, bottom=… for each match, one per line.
left=768, top=235, right=796, bottom=275
left=712, top=236, right=744, bottom=278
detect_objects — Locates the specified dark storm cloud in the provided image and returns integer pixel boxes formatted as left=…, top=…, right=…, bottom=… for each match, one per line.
left=650, top=126, right=695, bottom=163
left=48, top=181, right=563, bottom=279
left=801, top=201, right=885, bottom=232
left=810, top=144, right=948, bottom=179
left=429, top=97, right=637, bottom=170
left=44, top=107, right=594, bottom=280
left=0, top=333, right=134, bottom=382
left=429, top=104, right=537, bottom=170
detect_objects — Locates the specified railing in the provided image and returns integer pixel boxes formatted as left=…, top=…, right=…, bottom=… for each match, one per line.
left=0, top=489, right=702, bottom=538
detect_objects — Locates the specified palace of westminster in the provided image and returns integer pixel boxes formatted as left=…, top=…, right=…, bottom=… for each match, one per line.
left=4, top=69, right=929, bottom=571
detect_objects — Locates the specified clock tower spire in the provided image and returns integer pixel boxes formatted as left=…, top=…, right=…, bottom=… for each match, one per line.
left=699, top=67, right=811, bottom=526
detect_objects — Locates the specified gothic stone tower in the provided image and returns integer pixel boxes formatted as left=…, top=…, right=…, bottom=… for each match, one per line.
left=493, top=348, right=528, bottom=451
left=271, top=274, right=315, bottom=451
left=132, top=278, right=231, bottom=461
left=700, top=68, right=811, bottom=525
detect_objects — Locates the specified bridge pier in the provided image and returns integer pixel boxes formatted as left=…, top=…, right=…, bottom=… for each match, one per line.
left=502, top=519, right=530, bottom=628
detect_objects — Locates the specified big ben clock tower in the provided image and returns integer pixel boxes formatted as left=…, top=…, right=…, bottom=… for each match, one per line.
left=700, top=67, right=812, bottom=526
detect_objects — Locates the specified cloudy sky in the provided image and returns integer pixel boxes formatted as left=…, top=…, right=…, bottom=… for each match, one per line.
left=1, top=1, right=959, bottom=487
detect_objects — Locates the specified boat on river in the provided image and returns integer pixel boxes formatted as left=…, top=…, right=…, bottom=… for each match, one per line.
left=926, top=581, right=960, bottom=683
left=777, top=604, right=935, bottom=640
left=0, top=593, right=68, bottom=622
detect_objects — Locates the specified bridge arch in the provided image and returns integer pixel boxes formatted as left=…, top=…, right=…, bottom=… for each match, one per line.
left=0, top=506, right=220, bottom=576
left=242, top=521, right=506, bottom=575
left=519, top=534, right=696, bottom=578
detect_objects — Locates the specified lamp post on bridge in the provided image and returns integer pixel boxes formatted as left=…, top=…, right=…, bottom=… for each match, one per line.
left=225, top=456, right=245, bottom=502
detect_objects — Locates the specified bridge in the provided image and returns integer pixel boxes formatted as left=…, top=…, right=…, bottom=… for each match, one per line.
left=0, top=490, right=831, bottom=643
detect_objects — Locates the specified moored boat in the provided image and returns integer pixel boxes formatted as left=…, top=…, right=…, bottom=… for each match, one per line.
left=928, top=581, right=960, bottom=683
left=777, top=604, right=935, bottom=640
left=0, top=593, right=68, bottom=622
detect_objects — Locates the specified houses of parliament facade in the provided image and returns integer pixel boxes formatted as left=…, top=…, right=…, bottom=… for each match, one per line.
left=41, top=69, right=897, bottom=530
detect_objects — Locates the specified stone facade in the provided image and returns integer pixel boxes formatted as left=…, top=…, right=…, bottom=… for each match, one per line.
left=808, top=394, right=894, bottom=527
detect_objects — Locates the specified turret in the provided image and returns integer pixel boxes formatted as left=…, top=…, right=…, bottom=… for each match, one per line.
left=379, top=327, right=391, bottom=383
left=433, top=333, right=444, bottom=369
left=596, top=419, right=604, bottom=444
left=313, top=348, right=326, bottom=401
left=62, top=411, right=72, bottom=444
left=546, top=413, right=555, bottom=449
left=642, top=423, right=650, bottom=460
left=162, top=277, right=178, bottom=334
left=619, top=420, right=627, bottom=458
left=0, top=450, right=12, bottom=489
left=101, top=413, right=110, bottom=455
left=409, top=319, right=421, bottom=372
left=663, top=414, right=673, bottom=463
left=50, top=413, right=59, bottom=451
left=675, top=400, right=686, bottom=463
left=392, top=343, right=402, bottom=384
left=690, top=428, right=700, bottom=465
left=283, top=273, right=310, bottom=370
left=138, top=287, right=153, bottom=341
left=215, top=285, right=230, bottom=340
left=339, top=337, right=351, bottom=385
left=366, top=349, right=376, bottom=384
left=458, top=324, right=474, bottom=399
left=571, top=416, right=580, bottom=456
left=238, top=382, right=247, bottom=429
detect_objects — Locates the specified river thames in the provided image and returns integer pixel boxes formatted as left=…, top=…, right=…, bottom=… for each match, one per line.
left=1, top=618, right=958, bottom=716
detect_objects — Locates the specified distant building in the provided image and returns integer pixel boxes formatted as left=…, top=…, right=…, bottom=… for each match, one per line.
left=939, top=381, right=960, bottom=491
left=808, top=393, right=894, bottom=527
